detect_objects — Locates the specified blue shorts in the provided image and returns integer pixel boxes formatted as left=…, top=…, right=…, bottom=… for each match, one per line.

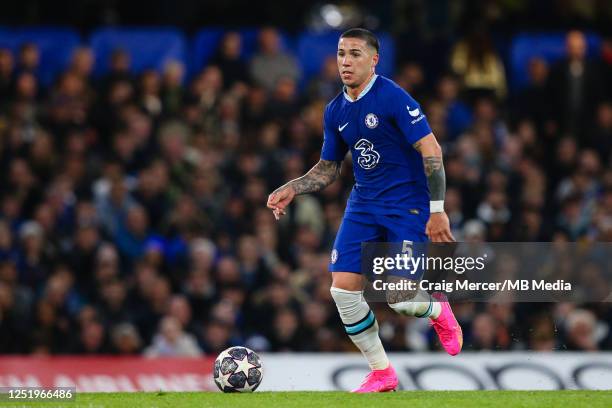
left=329, top=210, right=429, bottom=274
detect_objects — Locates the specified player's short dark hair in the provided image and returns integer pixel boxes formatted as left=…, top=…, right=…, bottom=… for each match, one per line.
left=340, top=28, right=379, bottom=53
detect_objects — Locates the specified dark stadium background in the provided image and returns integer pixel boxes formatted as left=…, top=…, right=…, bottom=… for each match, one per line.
left=0, top=0, right=610, bottom=367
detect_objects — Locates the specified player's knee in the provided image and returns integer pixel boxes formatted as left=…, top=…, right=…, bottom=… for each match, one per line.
left=331, top=272, right=363, bottom=291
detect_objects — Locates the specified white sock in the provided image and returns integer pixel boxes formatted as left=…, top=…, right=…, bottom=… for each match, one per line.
left=330, top=287, right=389, bottom=370
left=389, top=290, right=441, bottom=319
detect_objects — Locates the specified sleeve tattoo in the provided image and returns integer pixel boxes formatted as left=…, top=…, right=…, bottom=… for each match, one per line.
left=414, top=140, right=446, bottom=201
left=286, top=159, right=341, bottom=195
left=423, top=156, right=446, bottom=201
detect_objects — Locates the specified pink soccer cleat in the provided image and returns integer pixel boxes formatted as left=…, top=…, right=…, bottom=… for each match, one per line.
left=430, top=292, right=463, bottom=356
left=351, top=364, right=398, bottom=393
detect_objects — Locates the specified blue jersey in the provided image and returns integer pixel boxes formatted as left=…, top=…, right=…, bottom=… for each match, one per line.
left=321, top=75, right=432, bottom=216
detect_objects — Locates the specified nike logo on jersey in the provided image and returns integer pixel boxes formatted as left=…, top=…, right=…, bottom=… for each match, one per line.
left=338, top=122, right=349, bottom=132
left=407, top=106, right=420, bottom=117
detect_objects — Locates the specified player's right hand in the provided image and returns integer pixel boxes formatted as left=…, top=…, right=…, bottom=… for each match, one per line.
left=267, top=184, right=296, bottom=220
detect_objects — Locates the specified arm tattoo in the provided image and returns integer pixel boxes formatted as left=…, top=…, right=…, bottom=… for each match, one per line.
left=386, top=275, right=418, bottom=304
left=423, top=156, right=445, bottom=201
left=286, top=159, right=341, bottom=195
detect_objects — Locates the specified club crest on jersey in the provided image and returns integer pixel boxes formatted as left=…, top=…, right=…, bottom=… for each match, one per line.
left=364, top=113, right=378, bottom=129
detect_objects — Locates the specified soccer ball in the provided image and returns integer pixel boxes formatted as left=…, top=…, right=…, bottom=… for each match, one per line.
left=213, top=346, right=263, bottom=392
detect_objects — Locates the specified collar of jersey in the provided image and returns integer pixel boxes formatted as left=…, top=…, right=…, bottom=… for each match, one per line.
left=343, top=74, right=378, bottom=102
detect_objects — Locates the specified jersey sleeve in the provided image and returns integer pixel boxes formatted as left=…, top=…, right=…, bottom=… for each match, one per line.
left=320, top=104, right=348, bottom=161
left=391, top=87, right=433, bottom=145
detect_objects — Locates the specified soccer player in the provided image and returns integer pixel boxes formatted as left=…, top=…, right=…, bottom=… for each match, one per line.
left=267, top=28, right=462, bottom=392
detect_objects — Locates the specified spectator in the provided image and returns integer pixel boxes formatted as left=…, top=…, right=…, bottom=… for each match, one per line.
left=307, top=56, right=341, bottom=101
left=269, top=308, right=301, bottom=350
left=138, top=70, right=162, bottom=117
left=100, top=49, right=132, bottom=94
left=601, top=35, right=612, bottom=100
left=0, top=221, right=18, bottom=263
left=133, top=161, right=172, bottom=232
left=529, top=315, right=557, bottom=351
left=97, top=279, right=130, bottom=325
left=76, top=319, right=110, bottom=354
left=547, top=30, right=604, bottom=136
left=30, top=299, right=70, bottom=354
left=394, top=62, right=426, bottom=101
left=144, top=316, right=202, bottom=357
left=211, top=31, right=248, bottom=90
left=68, top=47, right=95, bottom=85
left=0, top=48, right=14, bottom=104
left=249, top=27, right=301, bottom=92
left=115, top=205, right=155, bottom=264
left=95, top=177, right=136, bottom=237
left=585, top=101, right=612, bottom=162
left=200, top=319, right=233, bottom=354
left=17, top=221, right=51, bottom=289
left=67, top=222, right=101, bottom=291
left=469, top=313, right=498, bottom=350
left=158, top=121, right=199, bottom=189
left=513, top=58, right=550, bottom=130
left=161, top=60, right=185, bottom=116
left=450, top=27, right=507, bottom=101
left=0, top=281, right=30, bottom=352
left=17, top=43, right=40, bottom=77
left=110, top=322, right=142, bottom=355
left=13, top=71, right=40, bottom=105
left=564, top=309, right=599, bottom=351
left=266, top=76, right=300, bottom=121
left=168, top=294, right=199, bottom=335
left=435, top=73, right=473, bottom=141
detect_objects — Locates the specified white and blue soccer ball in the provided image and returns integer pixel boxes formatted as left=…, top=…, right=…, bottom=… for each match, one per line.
left=213, top=346, right=263, bottom=392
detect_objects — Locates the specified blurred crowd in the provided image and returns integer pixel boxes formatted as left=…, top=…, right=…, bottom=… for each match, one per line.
left=0, top=26, right=611, bottom=357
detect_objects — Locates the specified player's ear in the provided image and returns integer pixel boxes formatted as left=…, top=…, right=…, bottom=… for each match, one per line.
left=371, top=52, right=379, bottom=70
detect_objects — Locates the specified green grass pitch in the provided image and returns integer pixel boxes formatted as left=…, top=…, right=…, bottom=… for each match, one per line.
left=5, top=390, right=611, bottom=408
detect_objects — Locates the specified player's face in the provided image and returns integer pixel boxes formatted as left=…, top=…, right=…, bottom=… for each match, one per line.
left=337, top=37, right=378, bottom=88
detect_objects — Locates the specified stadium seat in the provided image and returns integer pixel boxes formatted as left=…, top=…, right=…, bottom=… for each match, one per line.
left=297, top=31, right=396, bottom=85
left=0, top=27, right=81, bottom=87
left=237, top=28, right=261, bottom=61
left=191, top=27, right=226, bottom=77
left=509, top=32, right=601, bottom=90
left=191, top=27, right=292, bottom=77
left=90, top=28, right=188, bottom=77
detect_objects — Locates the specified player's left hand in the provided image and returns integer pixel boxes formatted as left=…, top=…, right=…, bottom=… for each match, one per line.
left=426, top=212, right=455, bottom=242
